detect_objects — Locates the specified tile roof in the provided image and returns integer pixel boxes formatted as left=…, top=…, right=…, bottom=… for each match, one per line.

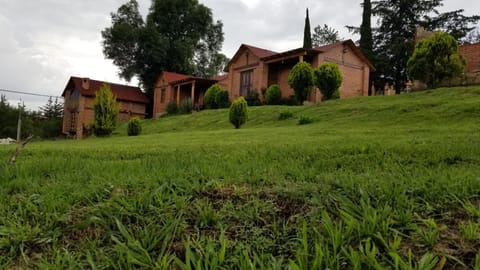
left=162, top=71, right=192, bottom=83
left=210, top=74, right=228, bottom=81
left=242, top=44, right=278, bottom=58
left=63, top=76, right=149, bottom=104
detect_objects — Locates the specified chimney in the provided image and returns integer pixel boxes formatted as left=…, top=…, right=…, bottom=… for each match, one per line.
left=82, top=78, right=90, bottom=89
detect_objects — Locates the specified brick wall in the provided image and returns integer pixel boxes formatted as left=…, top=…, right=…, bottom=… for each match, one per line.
left=459, top=43, right=480, bottom=73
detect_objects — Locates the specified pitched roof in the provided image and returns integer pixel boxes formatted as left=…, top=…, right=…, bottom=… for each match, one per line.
left=159, top=71, right=221, bottom=85
left=62, top=76, right=149, bottom=104
left=210, top=74, right=228, bottom=81
left=162, top=71, right=192, bottom=83
left=224, top=44, right=278, bottom=71
left=243, top=44, right=278, bottom=58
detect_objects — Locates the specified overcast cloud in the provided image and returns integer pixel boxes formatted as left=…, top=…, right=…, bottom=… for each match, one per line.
left=0, top=0, right=478, bottom=110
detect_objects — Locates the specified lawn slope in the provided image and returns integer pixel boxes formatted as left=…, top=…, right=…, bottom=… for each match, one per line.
left=1, top=86, right=480, bottom=269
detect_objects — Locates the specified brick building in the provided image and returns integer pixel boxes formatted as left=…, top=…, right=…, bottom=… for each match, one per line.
left=224, top=40, right=374, bottom=103
left=459, top=43, right=480, bottom=73
left=62, top=76, right=148, bottom=139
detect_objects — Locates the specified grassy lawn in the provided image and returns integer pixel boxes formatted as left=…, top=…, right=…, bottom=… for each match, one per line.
left=1, top=86, right=480, bottom=269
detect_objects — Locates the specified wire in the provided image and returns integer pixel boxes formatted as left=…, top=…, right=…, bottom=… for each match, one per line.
left=0, top=88, right=63, bottom=99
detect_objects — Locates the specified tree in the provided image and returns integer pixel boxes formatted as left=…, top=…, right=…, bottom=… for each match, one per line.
left=288, top=61, right=314, bottom=104
left=359, top=0, right=373, bottom=63
left=462, top=26, right=480, bottom=44
left=312, top=24, right=339, bottom=47
left=407, top=32, right=465, bottom=88
left=102, top=0, right=225, bottom=116
left=313, top=62, right=343, bottom=101
left=229, top=97, right=248, bottom=129
left=371, top=0, right=479, bottom=93
left=38, top=97, right=63, bottom=138
left=92, top=84, right=119, bottom=137
left=303, top=8, right=312, bottom=49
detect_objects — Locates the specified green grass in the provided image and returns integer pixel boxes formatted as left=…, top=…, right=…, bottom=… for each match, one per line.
left=1, top=86, right=480, bottom=269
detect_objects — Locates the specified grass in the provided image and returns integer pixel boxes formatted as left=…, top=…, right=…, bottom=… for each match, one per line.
left=1, top=86, right=480, bottom=269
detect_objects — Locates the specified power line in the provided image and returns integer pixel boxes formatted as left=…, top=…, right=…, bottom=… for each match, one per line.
left=0, top=88, right=63, bottom=99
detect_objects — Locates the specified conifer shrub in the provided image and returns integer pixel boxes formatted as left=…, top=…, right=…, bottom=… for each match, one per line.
left=229, top=97, right=248, bottom=129
left=215, top=89, right=230, bottom=108
left=92, top=83, right=119, bottom=137
left=313, top=62, right=343, bottom=101
left=204, top=84, right=222, bottom=109
left=179, top=98, right=193, bottom=114
left=127, top=117, right=142, bottom=136
left=288, top=61, right=314, bottom=103
left=166, top=100, right=178, bottom=115
left=265, top=84, right=282, bottom=105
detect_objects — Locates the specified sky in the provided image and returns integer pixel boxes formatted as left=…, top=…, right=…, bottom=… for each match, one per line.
left=0, top=0, right=478, bottom=111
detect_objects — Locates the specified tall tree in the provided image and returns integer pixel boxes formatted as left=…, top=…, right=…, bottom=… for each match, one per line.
left=303, top=8, right=312, bottom=49
left=371, top=0, right=479, bottom=93
left=359, top=0, right=373, bottom=62
left=102, top=0, right=225, bottom=116
left=312, top=24, right=339, bottom=47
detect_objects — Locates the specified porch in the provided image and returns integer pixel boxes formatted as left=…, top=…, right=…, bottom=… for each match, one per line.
left=171, top=78, right=218, bottom=109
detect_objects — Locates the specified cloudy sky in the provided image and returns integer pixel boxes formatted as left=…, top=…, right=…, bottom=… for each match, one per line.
left=0, top=0, right=478, bottom=110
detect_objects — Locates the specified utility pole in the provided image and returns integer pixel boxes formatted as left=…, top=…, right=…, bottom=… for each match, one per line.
left=16, top=100, right=22, bottom=142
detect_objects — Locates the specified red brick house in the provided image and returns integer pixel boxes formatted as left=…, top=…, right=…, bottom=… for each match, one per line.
left=152, top=40, right=374, bottom=116
left=62, top=76, right=148, bottom=139
left=224, top=40, right=374, bottom=102
left=153, top=72, right=218, bottom=117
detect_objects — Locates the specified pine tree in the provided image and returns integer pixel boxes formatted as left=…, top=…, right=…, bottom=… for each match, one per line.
left=92, top=84, right=119, bottom=137
left=303, top=8, right=312, bottom=49
left=359, top=0, right=373, bottom=62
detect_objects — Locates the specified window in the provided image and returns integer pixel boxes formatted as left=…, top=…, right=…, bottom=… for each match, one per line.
left=240, top=70, right=253, bottom=97
left=160, top=89, right=166, bottom=103
left=70, top=112, right=76, bottom=131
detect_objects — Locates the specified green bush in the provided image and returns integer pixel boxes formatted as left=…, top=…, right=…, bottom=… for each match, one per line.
left=265, top=84, right=282, bottom=105
left=278, top=110, right=294, bottom=120
left=229, top=97, right=248, bottom=129
left=166, top=100, right=178, bottom=115
left=313, top=62, right=343, bottom=101
left=215, top=89, right=230, bottom=108
left=280, top=95, right=298, bottom=106
left=288, top=61, right=314, bottom=103
left=179, top=98, right=193, bottom=114
left=127, top=117, right=142, bottom=136
left=92, top=83, right=119, bottom=137
left=204, top=84, right=222, bottom=109
left=298, top=116, right=314, bottom=125
left=246, top=89, right=261, bottom=106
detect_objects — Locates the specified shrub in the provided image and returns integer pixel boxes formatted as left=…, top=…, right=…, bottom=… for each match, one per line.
left=229, top=97, right=248, bottom=129
left=127, top=117, right=142, bottom=136
left=204, top=84, right=222, bottom=109
left=278, top=110, right=294, bottom=120
left=407, top=32, right=465, bottom=88
left=280, top=95, right=299, bottom=106
left=313, top=62, right=343, bottom=101
left=179, top=98, right=193, bottom=114
left=288, top=61, right=314, bottom=103
left=215, top=89, right=230, bottom=108
left=298, top=116, right=314, bottom=125
left=265, top=84, right=282, bottom=105
left=92, top=83, right=119, bottom=137
left=246, top=89, right=261, bottom=106
left=166, top=100, right=178, bottom=115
